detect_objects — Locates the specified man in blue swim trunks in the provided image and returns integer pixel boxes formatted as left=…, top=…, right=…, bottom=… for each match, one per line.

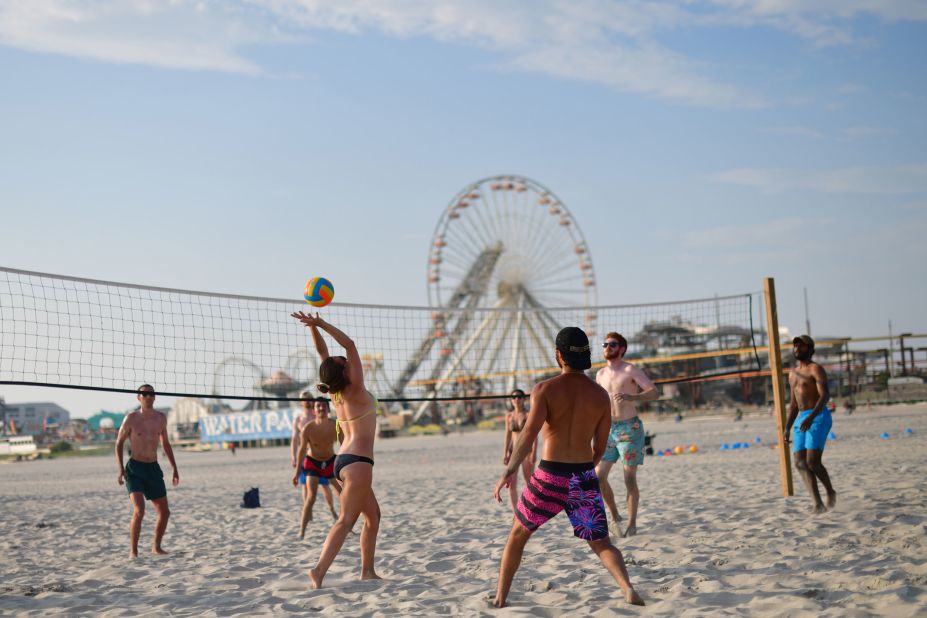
left=595, top=332, right=659, bottom=537
left=785, top=335, right=837, bottom=513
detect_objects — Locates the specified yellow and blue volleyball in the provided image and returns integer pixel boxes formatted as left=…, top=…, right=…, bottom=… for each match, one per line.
left=304, top=277, right=334, bottom=307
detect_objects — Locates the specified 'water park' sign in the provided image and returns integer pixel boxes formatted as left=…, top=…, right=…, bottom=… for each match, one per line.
left=199, top=408, right=298, bottom=443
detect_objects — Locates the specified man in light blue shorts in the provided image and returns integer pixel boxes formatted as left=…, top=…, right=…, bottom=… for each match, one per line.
left=595, top=332, right=659, bottom=537
left=791, top=408, right=832, bottom=453
left=784, top=335, right=837, bottom=514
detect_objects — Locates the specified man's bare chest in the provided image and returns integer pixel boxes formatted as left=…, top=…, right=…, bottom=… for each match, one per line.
left=602, top=371, right=635, bottom=393
left=790, top=370, right=817, bottom=391
left=132, top=418, right=161, bottom=439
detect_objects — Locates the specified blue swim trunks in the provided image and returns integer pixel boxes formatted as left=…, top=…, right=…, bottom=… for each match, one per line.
left=297, top=468, right=330, bottom=485
left=792, top=408, right=832, bottom=452
left=603, top=416, right=645, bottom=466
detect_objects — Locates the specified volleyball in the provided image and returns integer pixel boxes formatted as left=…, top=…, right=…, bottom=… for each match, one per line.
left=304, top=277, right=334, bottom=307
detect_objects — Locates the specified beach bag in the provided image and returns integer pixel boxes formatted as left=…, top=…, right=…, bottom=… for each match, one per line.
left=241, top=487, right=260, bottom=508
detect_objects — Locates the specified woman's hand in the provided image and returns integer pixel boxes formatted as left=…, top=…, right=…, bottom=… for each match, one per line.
left=291, top=311, right=324, bottom=328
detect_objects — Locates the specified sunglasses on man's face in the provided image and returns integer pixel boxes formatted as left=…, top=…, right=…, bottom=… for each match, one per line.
left=511, top=395, right=525, bottom=400
left=602, top=341, right=621, bottom=349
left=139, top=392, right=156, bottom=398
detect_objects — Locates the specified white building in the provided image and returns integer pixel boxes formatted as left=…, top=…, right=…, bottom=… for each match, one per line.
left=167, top=397, right=211, bottom=441
left=1, top=402, right=71, bottom=435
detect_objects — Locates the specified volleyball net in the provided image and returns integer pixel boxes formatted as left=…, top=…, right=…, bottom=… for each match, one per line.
left=1, top=266, right=763, bottom=415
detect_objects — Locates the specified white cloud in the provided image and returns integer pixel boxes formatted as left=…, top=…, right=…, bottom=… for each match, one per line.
left=1, top=1, right=925, bottom=106
left=761, top=126, right=825, bottom=139
left=256, top=0, right=762, bottom=107
left=684, top=217, right=807, bottom=250
left=841, top=125, right=896, bottom=139
left=710, top=163, right=927, bottom=195
left=0, top=1, right=293, bottom=73
left=837, top=82, right=866, bottom=94
left=701, top=0, right=927, bottom=46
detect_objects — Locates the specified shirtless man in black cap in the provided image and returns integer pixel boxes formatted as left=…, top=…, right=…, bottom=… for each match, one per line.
left=784, top=335, right=837, bottom=513
left=492, top=327, right=644, bottom=607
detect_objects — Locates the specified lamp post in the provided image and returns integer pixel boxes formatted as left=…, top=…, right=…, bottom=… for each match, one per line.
left=842, top=339, right=852, bottom=398
left=899, top=333, right=913, bottom=376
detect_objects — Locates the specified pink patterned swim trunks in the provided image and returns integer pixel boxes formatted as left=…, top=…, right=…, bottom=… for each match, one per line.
left=515, top=460, right=608, bottom=541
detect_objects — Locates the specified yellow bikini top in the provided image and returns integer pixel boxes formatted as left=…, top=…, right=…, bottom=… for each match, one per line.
left=333, top=391, right=379, bottom=442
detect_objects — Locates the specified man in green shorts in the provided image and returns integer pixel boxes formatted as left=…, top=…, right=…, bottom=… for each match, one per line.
left=595, top=333, right=659, bottom=537
left=115, top=384, right=180, bottom=558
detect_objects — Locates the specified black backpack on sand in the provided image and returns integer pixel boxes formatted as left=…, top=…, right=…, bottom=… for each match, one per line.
left=241, top=487, right=260, bottom=508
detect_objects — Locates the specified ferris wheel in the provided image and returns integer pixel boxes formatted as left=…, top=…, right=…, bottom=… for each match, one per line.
left=392, top=175, right=598, bottom=414
left=427, top=175, right=597, bottom=310
left=212, top=356, right=266, bottom=410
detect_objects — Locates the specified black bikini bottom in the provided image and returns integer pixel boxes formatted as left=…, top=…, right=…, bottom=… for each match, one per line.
left=334, top=453, right=374, bottom=481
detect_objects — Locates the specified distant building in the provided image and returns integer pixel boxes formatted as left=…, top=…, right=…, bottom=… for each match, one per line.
left=1, top=402, right=71, bottom=436
left=167, top=398, right=213, bottom=441
left=87, top=411, right=127, bottom=432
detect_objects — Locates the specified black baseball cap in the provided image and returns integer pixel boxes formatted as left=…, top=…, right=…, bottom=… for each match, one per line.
left=792, top=335, right=815, bottom=349
left=556, top=327, right=592, bottom=370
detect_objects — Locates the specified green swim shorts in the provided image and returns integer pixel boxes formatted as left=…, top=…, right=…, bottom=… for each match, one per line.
left=125, top=459, right=167, bottom=501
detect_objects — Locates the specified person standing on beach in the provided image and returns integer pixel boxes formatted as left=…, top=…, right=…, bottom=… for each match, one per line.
left=291, top=391, right=337, bottom=535
left=291, top=390, right=315, bottom=468
left=492, top=327, right=644, bottom=607
left=595, top=332, right=659, bottom=537
left=291, top=311, right=381, bottom=588
left=115, top=384, right=179, bottom=558
left=784, top=335, right=837, bottom=513
left=292, top=397, right=340, bottom=539
left=501, top=388, right=537, bottom=513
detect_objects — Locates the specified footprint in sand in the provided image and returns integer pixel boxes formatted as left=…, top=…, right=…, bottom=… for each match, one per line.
left=425, top=560, right=455, bottom=573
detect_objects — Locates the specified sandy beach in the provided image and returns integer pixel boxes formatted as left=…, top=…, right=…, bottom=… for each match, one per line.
left=1, top=404, right=925, bottom=616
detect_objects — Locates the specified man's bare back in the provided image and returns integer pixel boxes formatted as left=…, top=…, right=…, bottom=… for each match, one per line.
left=492, top=327, right=644, bottom=608
left=537, top=372, right=611, bottom=462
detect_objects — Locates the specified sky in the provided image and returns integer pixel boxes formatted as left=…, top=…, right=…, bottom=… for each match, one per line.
left=1, top=1, right=926, bottom=418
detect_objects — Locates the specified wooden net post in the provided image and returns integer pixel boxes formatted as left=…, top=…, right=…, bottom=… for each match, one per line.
left=764, top=277, right=794, bottom=496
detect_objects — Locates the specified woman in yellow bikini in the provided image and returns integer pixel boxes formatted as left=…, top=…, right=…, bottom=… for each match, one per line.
left=290, top=311, right=381, bottom=589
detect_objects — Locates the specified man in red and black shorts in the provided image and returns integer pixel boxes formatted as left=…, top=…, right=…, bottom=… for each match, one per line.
left=292, top=398, right=340, bottom=539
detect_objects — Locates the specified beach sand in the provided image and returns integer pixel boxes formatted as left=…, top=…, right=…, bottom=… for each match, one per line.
left=1, top=404, right=925, bottom=616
